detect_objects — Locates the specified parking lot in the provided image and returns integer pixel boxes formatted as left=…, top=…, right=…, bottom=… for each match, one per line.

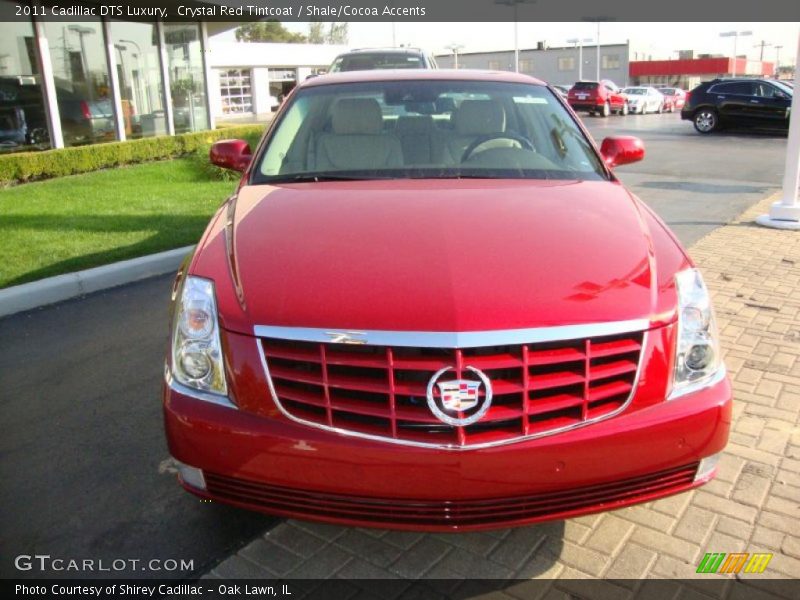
left=0, top=112, right=793, bottom=586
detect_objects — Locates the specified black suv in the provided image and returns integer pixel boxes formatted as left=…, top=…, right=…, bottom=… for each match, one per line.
left=681, top=78, right=792, bottom=134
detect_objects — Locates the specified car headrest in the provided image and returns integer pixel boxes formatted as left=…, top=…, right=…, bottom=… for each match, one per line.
left=331, top=98, right=383, bottom=135
left=396, top=115, right=433, bottom=134
left=454, top=100, right=505, bottom=135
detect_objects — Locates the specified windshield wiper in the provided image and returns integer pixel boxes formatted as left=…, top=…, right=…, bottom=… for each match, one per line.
left=268, top=174, right=392, bottom=183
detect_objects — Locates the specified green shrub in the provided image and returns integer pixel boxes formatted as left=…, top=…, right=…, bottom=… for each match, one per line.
left=0, top=125, right=266, bottom=186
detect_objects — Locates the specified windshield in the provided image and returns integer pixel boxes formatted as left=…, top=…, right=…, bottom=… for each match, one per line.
left=330, top=53, right=425, bottom=72
left=253, top=80, right=608, bottom=184
left=623, top=88, right=646, bottom=95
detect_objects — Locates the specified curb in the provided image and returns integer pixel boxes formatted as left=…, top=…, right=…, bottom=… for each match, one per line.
left=0, top=245, right=194, bottom=318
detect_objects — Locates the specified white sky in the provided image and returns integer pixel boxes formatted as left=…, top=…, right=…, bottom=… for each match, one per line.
left=217, top=22, right=799, bottom=65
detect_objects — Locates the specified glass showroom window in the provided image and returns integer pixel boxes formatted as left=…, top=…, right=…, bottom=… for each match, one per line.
left=219, top=69, right=253, bottom=114
left=41, top=19, right=118, bottom=146
left=0, top=19, right=49, bottom=151
left=163, top=23, right=209, bottom=133
left=601, top=54, right=620, bottom=69
left=108, top=20, right=166, bottom=138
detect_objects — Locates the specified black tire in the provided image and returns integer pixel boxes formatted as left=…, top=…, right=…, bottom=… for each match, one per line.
left=620, top=102, right=629, bottom=116
left=693, top=108, right=719, bottom=134
left=600, top=101, right=610, bottom=118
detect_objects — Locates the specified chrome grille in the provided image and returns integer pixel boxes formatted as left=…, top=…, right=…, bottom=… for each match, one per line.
left=258, top=329, right=645, bottom=448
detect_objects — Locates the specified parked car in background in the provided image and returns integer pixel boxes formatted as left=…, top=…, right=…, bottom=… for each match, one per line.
left=681, top=78, right=792, bottom=134
left=0, top=76, right=49, bottom=149
left=567, top=80, right=628, bottom=117
left=329, top=48, right=438, bottom=72
left=622, top=86, right=665, bottom=114
left=551, top=84, right=570, bottom=99
left=164, top=69, right=731, bottom=532
left=659, top=87, right=687, bottom=110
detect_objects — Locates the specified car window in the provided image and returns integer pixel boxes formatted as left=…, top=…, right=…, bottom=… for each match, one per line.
left=253, top=80, right=608, bottom=183
left=572, top=82, right=598, bottom=90
left=755, top=83, right=787, bottom=98
left=710, top=82, right=755, bottom=95
left=623, top=88, right=646, bottom=95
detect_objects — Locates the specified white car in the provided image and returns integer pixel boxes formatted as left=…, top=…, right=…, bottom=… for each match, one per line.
left=622, top=86, right=665, bottom=114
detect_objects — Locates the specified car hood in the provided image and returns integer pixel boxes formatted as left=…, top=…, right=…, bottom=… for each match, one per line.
left=222, top=179, right=659, bottom=334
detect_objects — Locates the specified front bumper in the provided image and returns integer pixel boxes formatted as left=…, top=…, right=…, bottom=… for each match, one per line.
left=164, top=364, right=732, bottom=531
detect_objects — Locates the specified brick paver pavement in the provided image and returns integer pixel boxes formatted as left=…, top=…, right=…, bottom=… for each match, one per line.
left=205, top=193, right=800, bottom=597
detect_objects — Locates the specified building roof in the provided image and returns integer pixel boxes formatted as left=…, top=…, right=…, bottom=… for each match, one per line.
left=300, top=69, right=546, bottom=88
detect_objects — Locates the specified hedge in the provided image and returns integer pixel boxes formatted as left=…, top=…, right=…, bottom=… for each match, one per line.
left=0, top=125, right=265, bottom=186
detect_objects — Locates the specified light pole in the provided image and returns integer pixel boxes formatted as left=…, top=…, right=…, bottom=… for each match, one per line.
left=114, top=44, right=127, bottom=91
left=720, top=30, right=752, bottom=77
left=567, top=37, right=593, bottom=81
left=495, top=0, right=535, bottom=73
left=596, top=22, right=601, bottom=80
left=774, top=45, right=783, bottom=77
left=445, top=44, right=464, bottom=69
left=68, top=25, right=95, bottom=99
left=756, top=32, right=800, bottom=229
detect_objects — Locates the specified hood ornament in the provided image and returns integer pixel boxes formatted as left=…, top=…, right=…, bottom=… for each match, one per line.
left=426, top=366, right=493, bottom=427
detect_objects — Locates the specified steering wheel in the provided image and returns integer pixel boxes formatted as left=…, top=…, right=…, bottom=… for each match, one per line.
left=461, top=132, right=534, bottom=163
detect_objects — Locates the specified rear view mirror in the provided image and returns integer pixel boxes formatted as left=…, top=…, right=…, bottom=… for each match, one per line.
left=210, top=139, right=252, bottom=172
left=600, top=136, right=645, bottom=168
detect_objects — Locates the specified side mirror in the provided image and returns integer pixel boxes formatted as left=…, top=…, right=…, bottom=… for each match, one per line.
left=600, top=136, right=645, bottom=168
left=210, top=139, right=252, bottom=172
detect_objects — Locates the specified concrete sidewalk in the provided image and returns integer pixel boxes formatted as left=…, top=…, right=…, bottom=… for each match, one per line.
left=204, top=193, right=800, bottom=597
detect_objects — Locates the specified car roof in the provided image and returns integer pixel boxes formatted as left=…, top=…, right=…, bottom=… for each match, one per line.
left=301, top=69, right=546, bottom=88
left=343, top=47, right=425, bottom=55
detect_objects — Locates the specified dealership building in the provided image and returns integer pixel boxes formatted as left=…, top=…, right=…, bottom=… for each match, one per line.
left=0, top=0, right=350, bottom=154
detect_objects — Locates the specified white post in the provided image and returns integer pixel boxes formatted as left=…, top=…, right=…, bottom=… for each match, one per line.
left=200, top=21, right=215, bottom=130
left=156, top=21, right=175, bottom=136
left=596, top=23, right=601, bottom=81
left=732, top=34, right=738, bottom=77
left=103, top=18, right=126, bottom=142
left=756, top=31, right=800, bottom=229
left=32, top=6, right=63, bottom=148
left=513, top=4, right=519, bottom=73
left=578, top=43, right=583, bottom=80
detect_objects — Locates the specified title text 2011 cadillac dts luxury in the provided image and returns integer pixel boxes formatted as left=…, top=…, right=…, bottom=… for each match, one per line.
left=163, top=70, right=731, bottom=531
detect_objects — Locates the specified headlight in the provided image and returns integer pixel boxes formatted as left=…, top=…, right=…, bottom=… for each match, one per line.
left=171, top=276, right=227, bottom=396
left=670, top=268, right=723, bottom=398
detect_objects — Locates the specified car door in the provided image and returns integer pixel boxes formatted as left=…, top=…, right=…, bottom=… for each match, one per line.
left=752, top=82, right=792, bottom=127
left=603, top=81, right=622, bottom=109
left=709, top=81, right=756, bottom=123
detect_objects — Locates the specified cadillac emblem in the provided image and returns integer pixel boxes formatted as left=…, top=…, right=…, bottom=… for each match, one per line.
left=426, top=366, right=493, bottom=427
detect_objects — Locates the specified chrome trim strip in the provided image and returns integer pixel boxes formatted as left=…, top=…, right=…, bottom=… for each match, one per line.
left=667, top=364, right=727, bottom=400
left=253, top=319, right=650, bottom=348
left=164, top=364, right=238, bottom=410
left=255, top=330, right=649, bottom=451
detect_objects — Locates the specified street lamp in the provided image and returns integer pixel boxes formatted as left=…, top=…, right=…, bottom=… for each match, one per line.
left=495, top=0, right=535, bottom=73
left=774, top=45, right=783, bottom=77
left=445, top=43, right=465, bottom=69
left=567, top=37, right=593, bottom=81
left=68, top=25, right=95, bottom=99
left=720, top=30, right=752, bottom=77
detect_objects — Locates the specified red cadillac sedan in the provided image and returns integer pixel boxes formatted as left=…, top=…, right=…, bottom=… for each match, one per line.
left=163, top=70, right=731, bottom=531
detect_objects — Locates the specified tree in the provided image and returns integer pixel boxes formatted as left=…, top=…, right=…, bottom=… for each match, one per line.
left=308, top=22, right=325, bottom=44
left=235, top=21, right=307, bottom=43
left=327, top=23, right=349, bottom=45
